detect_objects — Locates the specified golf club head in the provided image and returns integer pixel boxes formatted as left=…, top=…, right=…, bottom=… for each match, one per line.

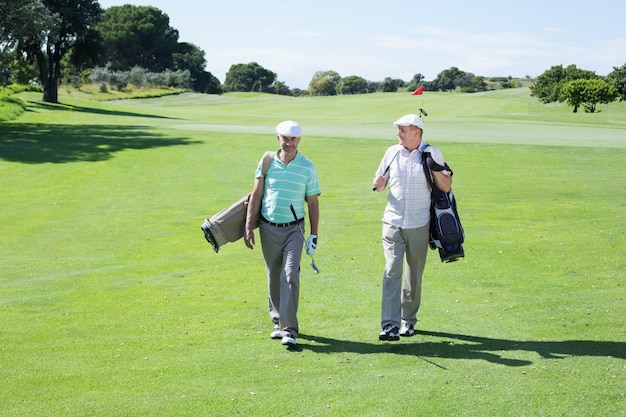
left=290, top=203, right=319, bottom=274
left=419, top=108, right=428, bottom=117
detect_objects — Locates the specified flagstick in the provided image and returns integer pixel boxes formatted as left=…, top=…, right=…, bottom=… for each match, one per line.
left=411, top=86, right=427, bottom=117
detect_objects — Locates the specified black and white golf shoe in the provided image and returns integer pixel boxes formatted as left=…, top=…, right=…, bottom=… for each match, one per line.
left=281, top=335, right=296, bottom=347
left=400, top=322, right=415, bottom=337
left=379, top=324, right=400, bottom=341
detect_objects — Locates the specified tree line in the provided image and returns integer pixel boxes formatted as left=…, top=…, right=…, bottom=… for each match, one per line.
left=529, top=64, right=625, bottom=113
left=1, top=0, right=625, bottom=111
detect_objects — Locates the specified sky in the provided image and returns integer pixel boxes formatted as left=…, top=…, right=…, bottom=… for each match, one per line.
left=97, top=0, right=626, bottom=89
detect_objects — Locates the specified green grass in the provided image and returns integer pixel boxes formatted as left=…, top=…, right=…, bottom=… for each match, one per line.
left=0, top=85, right=32, bottom=122
left=62, top=83, right=188, bottom=101
left=1, top=88, right=625, bottom=416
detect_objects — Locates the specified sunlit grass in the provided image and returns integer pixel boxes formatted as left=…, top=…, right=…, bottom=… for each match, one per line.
left=0, top=89, right=624, bottom=416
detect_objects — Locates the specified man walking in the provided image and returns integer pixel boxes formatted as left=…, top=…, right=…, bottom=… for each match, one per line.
left=373, top=114, right=452, bottom=341
left=245, top=120, right=321, bottom=347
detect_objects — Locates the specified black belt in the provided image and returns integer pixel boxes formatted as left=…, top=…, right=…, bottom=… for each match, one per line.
left=260, top=216, right=303, bottom=228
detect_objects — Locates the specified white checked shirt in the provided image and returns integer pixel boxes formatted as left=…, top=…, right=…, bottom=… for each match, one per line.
left=375, top=142, right=445, bottom=228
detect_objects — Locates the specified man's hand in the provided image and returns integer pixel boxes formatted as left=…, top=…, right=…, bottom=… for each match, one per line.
left=372, top=176, right=387, bottom=191
left=306, top=235, right=317, bottom=256
left=244, top=229, right=255, bottom=250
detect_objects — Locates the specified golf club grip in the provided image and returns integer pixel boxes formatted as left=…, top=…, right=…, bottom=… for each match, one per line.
left=372, top=168, right=385, bottom=191
left=289, top=204, right=298, bottom=222
left=373, top=154, right=396, bottom=191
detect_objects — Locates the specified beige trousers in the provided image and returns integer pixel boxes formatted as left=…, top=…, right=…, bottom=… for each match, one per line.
left=381, top=222, right=430, bottom=329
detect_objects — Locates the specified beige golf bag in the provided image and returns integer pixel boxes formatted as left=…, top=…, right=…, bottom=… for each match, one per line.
left=201, top=151, right=274, bottom=253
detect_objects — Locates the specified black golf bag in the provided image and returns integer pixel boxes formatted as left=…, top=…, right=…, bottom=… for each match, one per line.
left=422, top=149, right=465, bottom=263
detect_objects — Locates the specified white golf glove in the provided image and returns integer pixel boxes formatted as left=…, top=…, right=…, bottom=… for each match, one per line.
left=305, top=235, right=317, bottom=256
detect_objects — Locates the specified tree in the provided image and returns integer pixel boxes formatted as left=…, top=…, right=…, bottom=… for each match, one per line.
left=561, top=78, right=618, bottom=113
left=468, top=75, right=487, bottom=93
left=1, top=0, right=50, bottom=85
left=63, top=26, right=104, bottom=75
left=380, top=77, right=404, bottom=92
left=1, top=1, right=40, bottom=50
left=0, top=0, right=54, bottom=50
left=0, top=0, right=57, bottom=86
left=530, top=64, right=596, bottom=104
left=18, top=0, right=102, bottom=103
left=406, top=73, right=425, bottom=92
left=337, top=75, right=368, bottom=94
left=290, top=88, right=307, bottom=97
left=308, top=70, right=340, bottom=96
left=367, top=81, right=381, bottom=93
left=269, top=80, right=291, bottom=96
left=606, top=63, right=626, bottom=101
left=95, top=6, right=221, bottom=94
left=96, top=5, right=179, bottom=72
left=456, top=71, right=475, bottom=90
left=427, top=67, right=466, bottom=91
left=223, top=62, right=276, bottom=92
left=8, top=58, right=38, bottom=85
left=172, top=42, right=221, bottom=94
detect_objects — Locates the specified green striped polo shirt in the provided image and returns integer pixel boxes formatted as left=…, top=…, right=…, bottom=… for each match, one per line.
left=255, top=151, right=321, bottom=223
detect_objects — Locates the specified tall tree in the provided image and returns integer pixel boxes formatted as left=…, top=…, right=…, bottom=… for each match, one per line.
left=1, top=0, right=50, bottom=52
left=14, top=0, right=102, bottom=103
left=0, top=0, right=57, bottom=84
left=96, top=5, right=179, bottom=72
left=223, top=62, right=276, bottom=92
left=64, top=26, right=104, bottom=74
left=172, top=42, right=222, bottom=94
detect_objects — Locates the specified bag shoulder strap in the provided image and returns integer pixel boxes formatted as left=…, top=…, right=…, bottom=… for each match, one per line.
left=261, top=151, right=275, bottom=176
left=421, top=144, right=435, bottom=191
left=421, top=144, right=453, bottom=192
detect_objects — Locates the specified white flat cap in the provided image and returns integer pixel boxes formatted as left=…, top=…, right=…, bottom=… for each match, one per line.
left=393, top=114, right=424, bottom=129
left=276, top=120, right=302, bottom=137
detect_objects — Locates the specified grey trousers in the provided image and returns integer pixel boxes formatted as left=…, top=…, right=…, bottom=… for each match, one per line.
left=260, top=221, right=304, bottom=338
left=381, top=222, right=430, bottom=329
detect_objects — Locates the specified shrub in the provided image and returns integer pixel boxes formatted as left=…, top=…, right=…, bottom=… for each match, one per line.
left=129, top=66, right=147, bottom=87
left=89, top=66, right=112, bottom=83
left=87, top=66, right=190, bottom=90
left=109, top=71, right=129, bottom=90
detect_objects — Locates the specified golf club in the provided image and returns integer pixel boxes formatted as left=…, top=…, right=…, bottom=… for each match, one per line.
left=419, top=107, right=428, bottom=117
left=289, top=204, right=320, bottom=274
left=372, top=149, right=400, bottom=191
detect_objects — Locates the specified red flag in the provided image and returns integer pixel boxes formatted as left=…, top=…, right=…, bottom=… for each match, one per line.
left=412, top=85, right=424, bottom=95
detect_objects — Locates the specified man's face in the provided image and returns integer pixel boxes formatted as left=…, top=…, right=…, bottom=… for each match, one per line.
left=396, top=126, right=421, bottom=150
left=278, top=135, right=301, bottom=154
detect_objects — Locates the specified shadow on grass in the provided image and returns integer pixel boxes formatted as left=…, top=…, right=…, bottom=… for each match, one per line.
left=26, top=100, right=177, bottom=119
left=0, top=123, right=200, bottom=164
left=297, top=330, right=625, bottom=367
